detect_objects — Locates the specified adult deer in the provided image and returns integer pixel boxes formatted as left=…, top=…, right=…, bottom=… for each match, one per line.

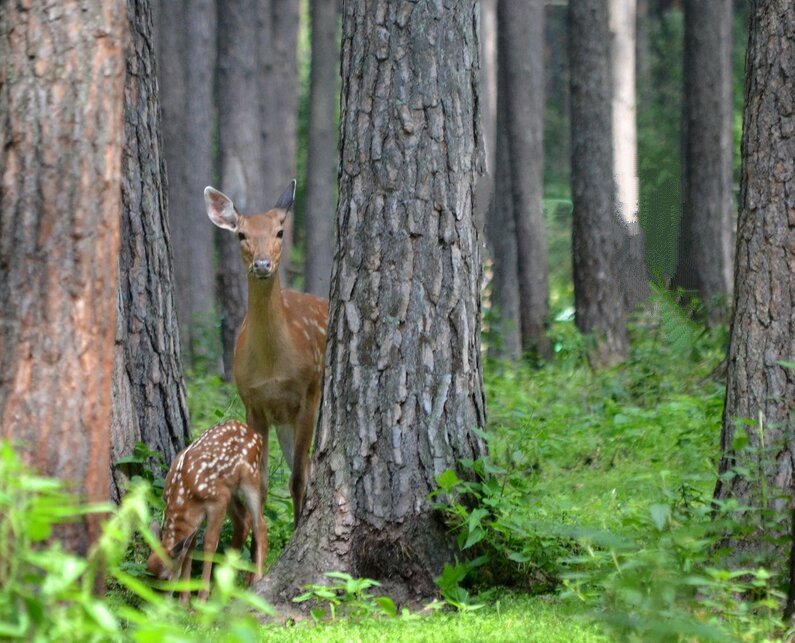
left=205, top=181, right=328, bottom=531
left=147, top=420, right=266, bottom=602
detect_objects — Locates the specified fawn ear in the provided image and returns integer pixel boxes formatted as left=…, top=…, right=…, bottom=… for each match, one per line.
left=273, top=179, right=296, bottom=214
left=205, top=186, right=239, bottom=231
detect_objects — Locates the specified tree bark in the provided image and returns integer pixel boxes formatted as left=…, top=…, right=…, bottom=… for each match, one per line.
left=713, top=1, right=794, bottom=556
left=216, top=0, right=265, bottom=377
left=154, top=0, right=219, bottom=369
left=304, top=0, right=339, bottom=298
left=486, top=80, right=522, bottom=362
left=260, top=0, right=301, bottom=283
left=569, top=0, right=629, bottom=366
left=0, top=0, right=127, bottom=553
left=111, top=0, right=191, bottom=501
left=257, top=0, right=487, bottom=606
left=498, top=0, right=551, bottom=359
left=672, top=0, right=733, bottom=321
left=609, top=0, right=650, bottom=311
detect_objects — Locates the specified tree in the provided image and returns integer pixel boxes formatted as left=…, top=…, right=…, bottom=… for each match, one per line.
left=304, top=0, right=339, bottom=298
left=475, top=0, right=497, bottom=228
left=609, top=0, right=649, bottom=311
left=155, top=0, right=219, bottom=367
left=215, top=0, right=267, bottom=377
left=112, top=0, right=192, bottom=501
left=569, top=0, right=629, bottom=366
left=497, top=0, right=551, bottom=359
left=713, top=0, right=794, bottom=557
left=259, top=0, right=301, bottom=282
left=257, top=0, right=487, bottom=605
left=672, top=0, right=733, bottom=320
left=0, top=0, right=127, bottom=553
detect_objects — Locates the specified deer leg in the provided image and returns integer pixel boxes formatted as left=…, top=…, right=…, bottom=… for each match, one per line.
left=178, top=534, right=197, bottom=604
left=240, top=484, right=266, bottom=582
left=198, top=502, right=225, bottom=601
left=228, top=497, right=251, bottom=550
left=290, top=396, right=318, bottom=527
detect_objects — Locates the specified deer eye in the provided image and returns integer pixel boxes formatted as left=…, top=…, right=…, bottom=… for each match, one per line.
left=276, top=229, right=284, bottom=239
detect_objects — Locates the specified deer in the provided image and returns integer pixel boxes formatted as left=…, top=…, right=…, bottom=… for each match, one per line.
left=204, top=180, right=329, bottom=538
left=146, top=420, right=266, bottom=602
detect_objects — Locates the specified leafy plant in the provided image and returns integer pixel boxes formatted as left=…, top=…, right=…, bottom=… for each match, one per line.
left=293, top=571, right=397, bottom=621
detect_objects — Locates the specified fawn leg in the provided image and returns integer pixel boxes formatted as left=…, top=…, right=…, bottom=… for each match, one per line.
left=198, top=502, right=225, bottom=601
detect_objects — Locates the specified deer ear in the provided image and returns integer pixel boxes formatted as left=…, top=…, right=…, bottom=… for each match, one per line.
left=205, top=186, right=239, bottom=231
left=273, top=179, right=296, bottom=213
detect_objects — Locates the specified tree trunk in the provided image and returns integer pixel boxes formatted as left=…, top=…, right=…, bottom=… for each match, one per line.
left=486, top=81, right=522, bottom=362
left=569, top=0, right=629, bottom=367
left=304, top=0, right=339, bottom=298
left=216, top=0, right=265, bottom=377
left=672, top=0, right=733, bottom=321
left=111, top=0, right=192, bottom=501
left=475, top=0, right=497, bottom=228
left=257, top=0, right=487, bottom=606
left=713, top=1, right=794, bottom=559
left=499, top=0, right=551, bottom=359
left=154, top=0, right=219, bottom=369
left=609, top=0, right=650, bottom=311
left=0, top=0, right=127, bottom=553
left=260, top=0, right=301, bottom=283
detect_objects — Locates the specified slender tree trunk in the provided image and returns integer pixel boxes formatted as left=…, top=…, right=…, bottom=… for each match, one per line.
left=216, top=0, right=265, bottom=377
left=475, top=0, right=497, bottom=228
left=713, top=1, right=794, bottom=560
left=304, top=0, right=339, bottom=298
left=486, top=81, right=522, bottom=362
left=672, top=0, right=733, bottom=321
left=0, top=0, right=127, bottom=553
left=111, top=0, right=191, bottom=501
left=184, top=1, right=219, bottom=367
left=257, top=0, right=487, bottom=606
left=260, top=0, right=301, bottom=283
left=499, top=0, right=551, bottom=359
left=569, top=0, right=629, bottom=366
left=609, top=0, right=650, bottom=311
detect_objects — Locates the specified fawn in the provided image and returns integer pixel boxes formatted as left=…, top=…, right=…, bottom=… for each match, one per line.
left=146, top=420, right=266, bottom=601
left=205, top=181, right=329, bottom=538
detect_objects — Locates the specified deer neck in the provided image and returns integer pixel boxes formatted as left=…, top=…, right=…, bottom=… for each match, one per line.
left=246, top=272, right=289, bottom=359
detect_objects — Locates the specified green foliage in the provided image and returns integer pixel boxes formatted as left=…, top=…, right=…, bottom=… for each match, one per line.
left=293, top=572, right=397, bottom=622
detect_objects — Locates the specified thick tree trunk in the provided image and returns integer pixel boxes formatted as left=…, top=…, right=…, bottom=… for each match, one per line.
left=260, top=0, right=301, bottom=283
left=0, top=0, right=127, bottom=553
left=713, top=1, right=794, bottom=557
left=499, top=0, right=551, bottom=359
left=673, top=0, right=733, bottom=321
left=257, top=0, right=487, bottom=606
left=304, top=0, right=339, bottom=298
left=111, top=0, right=191, bottom=501
left=216, top=0, right=265, bottom=377
left=609, top=0, right=650, bottom=311
left=569, top=0, right=629, bottom=366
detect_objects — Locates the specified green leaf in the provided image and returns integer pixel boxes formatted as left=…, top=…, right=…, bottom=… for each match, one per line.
left=649, top=504, right=671, bottom=531
left=83, top=601, right=119, bottom=633
left=436, top=469, right=460, bottom=492
left=463, top=526, right=484, bottom=549
left=375, top=596, right=397, bottom=617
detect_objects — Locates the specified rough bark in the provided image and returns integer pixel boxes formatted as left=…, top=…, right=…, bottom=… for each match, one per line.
left=304, top=0, right=339, bottom=298
left=257, top=0, right=487, bottom=606
left=609, top=0, right=650, bottom=311
left=260, top=0, right=301, bottom=283
left=216, top=0, right=265, bottom=377
left=672, top=0, right=733, bottom=321
left=155, top=0, right=219, bottom=367
left=499, top=0, right=551, bottom=359
left=569, top=0, right=629, bottom=366
left=0, top=0, right=127, bottom=553
left=713, top=2, right=794, bottom=555
left=111, top=0, right=191, bottom=501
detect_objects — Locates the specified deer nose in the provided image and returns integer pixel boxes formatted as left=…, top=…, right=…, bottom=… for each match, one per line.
left=252, top=259, right=273, bottom=278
